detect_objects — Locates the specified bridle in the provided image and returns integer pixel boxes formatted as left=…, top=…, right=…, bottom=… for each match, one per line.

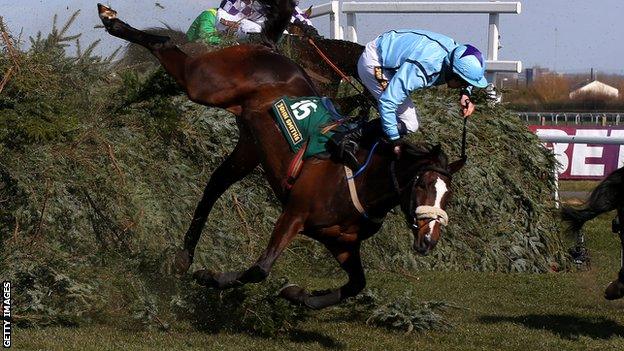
left=390, top=161, right=451, bottom=232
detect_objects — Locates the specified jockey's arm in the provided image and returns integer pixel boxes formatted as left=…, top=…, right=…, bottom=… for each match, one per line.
left=378, top=63, right=427, bottom=141
left=216, top=8, right=241, bottom=30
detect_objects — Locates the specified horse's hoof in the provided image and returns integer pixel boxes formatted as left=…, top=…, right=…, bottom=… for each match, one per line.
left=97, top=3, right=117, bottom=20
left=604, top=280, right=624, bottom=300
left=193, top=269, right=219, bottom=288
left=279, top=284, right=308, bottom=304
left=173, top=249, right=192, bottom=276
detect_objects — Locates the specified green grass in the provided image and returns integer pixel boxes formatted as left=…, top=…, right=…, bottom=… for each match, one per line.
left=13, top=214, right=624, bottom=351
left=559, top=180, right=600, bottom=193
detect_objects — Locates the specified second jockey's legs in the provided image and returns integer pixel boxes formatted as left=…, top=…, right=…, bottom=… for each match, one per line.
left=237, top=19, right=263, bottom=37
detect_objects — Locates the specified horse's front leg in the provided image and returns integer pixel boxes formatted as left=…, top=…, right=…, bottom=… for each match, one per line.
left=280, top=241, right=366, bottom=309
left=605, top=208, right=624, bottom=300
left=174, top=129, right=259, bottom=274
left=193, top=211, right=304, bottom=289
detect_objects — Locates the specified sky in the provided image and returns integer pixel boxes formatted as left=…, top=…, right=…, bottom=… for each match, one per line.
left=1, top=0, right=623, bottom=74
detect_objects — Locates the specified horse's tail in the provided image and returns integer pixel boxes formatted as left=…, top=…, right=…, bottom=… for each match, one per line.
left=258, top=0, right=295, bottom=45
left=561, top=167, right=624, bottom=232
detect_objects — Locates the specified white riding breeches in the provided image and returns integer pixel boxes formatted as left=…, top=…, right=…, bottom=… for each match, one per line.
left=357, top=38, right=420, bottom=134
left=216, top=9, right=264, bottom=38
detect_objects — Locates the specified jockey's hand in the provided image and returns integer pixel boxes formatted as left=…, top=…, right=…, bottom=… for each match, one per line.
left=460, top=94, right=475, bottom=117
left=220, top=19, right=239, bottom=30
left=394, top=145, right=402, bottom=157
left=390, top=138, right=402, bottom=157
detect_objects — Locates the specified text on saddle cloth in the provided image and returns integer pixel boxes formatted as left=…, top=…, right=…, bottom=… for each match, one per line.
left=272, top=96, right=347, bottom=159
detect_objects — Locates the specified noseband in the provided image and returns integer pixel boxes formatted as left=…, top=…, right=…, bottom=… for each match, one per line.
left=390, top=161, right=451, bottom=230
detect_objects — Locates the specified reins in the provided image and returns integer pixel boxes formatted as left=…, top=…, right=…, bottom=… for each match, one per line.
left=306, top=37, right=378, bottom=111
left=460, top=116, right=468, bottom=161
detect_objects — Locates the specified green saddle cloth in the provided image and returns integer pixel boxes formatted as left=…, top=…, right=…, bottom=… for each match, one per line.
left=272, top=96, right=342, bottom=158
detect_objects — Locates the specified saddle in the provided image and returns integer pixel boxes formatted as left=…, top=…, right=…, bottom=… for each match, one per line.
left=272, top=96, right=351, bottom=190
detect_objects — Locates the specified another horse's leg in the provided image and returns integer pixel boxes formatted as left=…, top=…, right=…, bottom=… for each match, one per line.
left=605, top=207, right=624, bottom=300
left=280, top=241, right=365, bottom=309
left=174, top=128, right=259, bottom=274
left=193, top=211, right=304, bottom=288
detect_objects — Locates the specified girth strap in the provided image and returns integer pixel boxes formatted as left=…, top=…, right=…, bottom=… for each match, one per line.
left=344, top=166, right=383, bottom=223
left=283, top=143, right=307, bottom=191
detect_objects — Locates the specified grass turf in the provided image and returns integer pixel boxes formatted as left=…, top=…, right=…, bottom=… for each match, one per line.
left=12, top=214, right=624, bottom=351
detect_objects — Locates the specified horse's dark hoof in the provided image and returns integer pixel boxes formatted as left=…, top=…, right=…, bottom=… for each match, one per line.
left=241, top=265, right=269, bottom=283
left=604, top=280, right=624, bottom=300
left=173, top=249, right=192, bottom=276
left=279, top=284, right=308, bottom=304
left=97, top=4, right=118, bottom=20
left=193, top=269, right=220, bottom=288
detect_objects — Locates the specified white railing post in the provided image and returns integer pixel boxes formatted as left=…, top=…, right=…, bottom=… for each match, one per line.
left=330, top=0, right=341, bottom=39
left=486, top=12, right=500, bottom=85
left=346, top=12, right=357, bottom=42
left=310, top=1, right=342, bottom=39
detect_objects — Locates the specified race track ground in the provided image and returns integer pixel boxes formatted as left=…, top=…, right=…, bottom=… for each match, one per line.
left=13, top=211, right=624, bottom=351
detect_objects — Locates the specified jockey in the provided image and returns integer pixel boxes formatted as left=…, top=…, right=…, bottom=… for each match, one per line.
left=216, top=0, right=313, bottom=39
left=331, top=29, right=488, bottom=170
left=186, top=8, right=221, bottom=44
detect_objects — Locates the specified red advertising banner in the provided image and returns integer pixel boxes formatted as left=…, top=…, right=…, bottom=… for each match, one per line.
left=528, top=125, right=624, bottom=180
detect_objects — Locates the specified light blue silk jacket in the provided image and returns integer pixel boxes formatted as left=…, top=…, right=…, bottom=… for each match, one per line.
left=375, top=30, right=459, bottom=140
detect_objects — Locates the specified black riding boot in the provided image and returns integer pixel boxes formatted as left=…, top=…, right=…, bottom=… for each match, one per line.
left=328, top=120, right=383, bottom=170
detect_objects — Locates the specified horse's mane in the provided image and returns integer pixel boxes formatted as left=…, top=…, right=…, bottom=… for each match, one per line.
left=400, top=142, right=448, bottom=165
left=257, top=0, right=296, bottom=44
left=288, top=18, right=320, bottom=38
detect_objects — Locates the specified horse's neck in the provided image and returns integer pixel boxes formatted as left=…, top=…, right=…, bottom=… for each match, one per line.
left=316, top=38, right=364, bottom=76
left=360, top=157, right=432, bottom=215
left=292, top=36, right=363, bottom=77
left=357, top=156, right=400, bottom=216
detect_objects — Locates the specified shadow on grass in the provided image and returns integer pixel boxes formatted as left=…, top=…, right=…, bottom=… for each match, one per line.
left=287, top=329, right=346, bottom=350
left=479, top=314, right=624, bottom=340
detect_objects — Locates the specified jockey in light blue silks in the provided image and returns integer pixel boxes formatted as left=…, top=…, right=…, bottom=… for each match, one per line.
left=331, top=29, right=488, bottom=170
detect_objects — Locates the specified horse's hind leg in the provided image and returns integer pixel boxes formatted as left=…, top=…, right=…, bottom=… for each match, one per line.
left=174, top=130, right=259, bottom=274
left=193, top=211, right=303, bottom=289
left=97, top=4, right=188, bottom=87
left=280, top=241, right=365, bottom=309
left=605, top=208, right=624, bottom=300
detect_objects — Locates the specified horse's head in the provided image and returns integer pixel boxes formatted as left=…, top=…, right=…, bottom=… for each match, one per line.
left=393, top=143, right=465, bottom=255
left=286, top=18, right=320, bottom=38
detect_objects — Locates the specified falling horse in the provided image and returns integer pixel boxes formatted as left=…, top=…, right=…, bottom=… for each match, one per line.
left=98, top=2, right=464, bottom=308
left=561, top=166, right=624, bottom=300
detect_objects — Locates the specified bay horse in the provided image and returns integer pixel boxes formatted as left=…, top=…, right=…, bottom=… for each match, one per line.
left=561, top=166, right=624, bottom=300
left=97, top=2, right=464, bottom=309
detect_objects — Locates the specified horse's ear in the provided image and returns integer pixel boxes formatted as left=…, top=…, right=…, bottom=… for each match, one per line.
left=448, top=157, right=466, bottom=174
left=304, top=5, right=313, bottom=19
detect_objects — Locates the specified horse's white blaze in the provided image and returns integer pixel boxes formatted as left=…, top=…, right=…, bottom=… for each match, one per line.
left=424, top=177, right=448, bottom=240
left=434, top=177, right=448, bottom=208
